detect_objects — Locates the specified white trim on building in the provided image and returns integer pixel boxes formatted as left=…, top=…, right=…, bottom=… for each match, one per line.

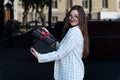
left=100, top=11, right=120, bottom=20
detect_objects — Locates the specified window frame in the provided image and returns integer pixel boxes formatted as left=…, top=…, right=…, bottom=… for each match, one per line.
left=102, top=0, right=108, bottom=8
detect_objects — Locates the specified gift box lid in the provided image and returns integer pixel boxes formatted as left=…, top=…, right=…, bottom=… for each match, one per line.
left=32, top=27, right=57, bottom=45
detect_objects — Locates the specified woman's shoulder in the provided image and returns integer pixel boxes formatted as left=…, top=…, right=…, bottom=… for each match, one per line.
left=68, top=26, right=83, bottom=37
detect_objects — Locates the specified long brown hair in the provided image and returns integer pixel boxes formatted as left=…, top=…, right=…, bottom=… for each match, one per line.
left=62, top=5, right=89, bottom=59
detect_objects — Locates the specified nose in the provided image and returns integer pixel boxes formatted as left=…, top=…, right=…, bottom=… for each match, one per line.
left=71, top=17, right=74, bottom=20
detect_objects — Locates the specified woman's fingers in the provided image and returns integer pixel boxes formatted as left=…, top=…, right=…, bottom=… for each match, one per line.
left=42, top=27, right=50, bottom=33
left=30, top=47, right=38, bottom=58
left=30, top=47, right=34, bottom=52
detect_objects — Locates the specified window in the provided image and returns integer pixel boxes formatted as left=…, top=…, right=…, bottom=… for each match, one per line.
left=102, top=0, right=108, bottom=8
left=52, top=0, right=57, bottom=8
left=119, top=0, right=120, bottom=9
left=82, top=0, right=88, bottom=8
left=67, top=0, right=72, bottom=9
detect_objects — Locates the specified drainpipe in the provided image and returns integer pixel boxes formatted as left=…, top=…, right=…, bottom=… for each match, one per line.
left=48, top=0, right=52, bottom=28
left=89, top=0, right=92, bottom=19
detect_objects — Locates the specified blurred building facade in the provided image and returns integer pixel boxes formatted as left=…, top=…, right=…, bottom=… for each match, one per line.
left=4, top=0, right=13, bottom=23
left=4, top=0, right=120, bottom=24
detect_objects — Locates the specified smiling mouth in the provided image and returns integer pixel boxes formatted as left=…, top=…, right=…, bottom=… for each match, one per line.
left=70, top=20, right=77, bottom=23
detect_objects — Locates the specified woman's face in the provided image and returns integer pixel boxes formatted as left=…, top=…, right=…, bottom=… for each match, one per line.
left=69, top=10, right=79, bottom=26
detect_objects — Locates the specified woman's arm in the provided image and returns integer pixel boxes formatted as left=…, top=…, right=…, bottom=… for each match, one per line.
left=31, top=27, right=83, bottom=63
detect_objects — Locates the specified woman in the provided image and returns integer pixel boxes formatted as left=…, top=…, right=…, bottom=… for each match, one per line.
left=30, top=5, right=89, bottom=80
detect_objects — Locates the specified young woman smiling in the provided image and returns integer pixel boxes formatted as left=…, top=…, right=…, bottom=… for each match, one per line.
left=30, top=5, right=89, bottom=80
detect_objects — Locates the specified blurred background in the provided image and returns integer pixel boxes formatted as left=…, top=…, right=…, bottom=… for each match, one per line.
left=0, top=0, right=120, bottom=80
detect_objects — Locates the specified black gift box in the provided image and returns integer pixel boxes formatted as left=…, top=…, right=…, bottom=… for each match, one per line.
left=32, top=27, right=57, bottom=54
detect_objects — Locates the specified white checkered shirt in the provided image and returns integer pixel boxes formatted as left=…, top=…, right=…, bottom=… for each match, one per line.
left=37, top=26, right=84, bottom=80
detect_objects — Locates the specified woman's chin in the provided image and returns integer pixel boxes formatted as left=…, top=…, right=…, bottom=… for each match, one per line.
left=71, top=24, right=78, bottom=27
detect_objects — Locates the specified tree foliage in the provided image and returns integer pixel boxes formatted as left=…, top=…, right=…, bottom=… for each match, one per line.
left=22, top=0, right=49, bottom=27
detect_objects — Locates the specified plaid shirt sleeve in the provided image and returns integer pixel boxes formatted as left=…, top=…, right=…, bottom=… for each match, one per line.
left=37, top=26, right=83, bottom=63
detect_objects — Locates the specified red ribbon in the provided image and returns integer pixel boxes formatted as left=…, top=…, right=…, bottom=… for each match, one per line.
left=37, top=29, right=54, bottom=42
left=40, top=31, right=50, bottom=39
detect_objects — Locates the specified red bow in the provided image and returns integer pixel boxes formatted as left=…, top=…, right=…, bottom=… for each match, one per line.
left=40, top=31, right=50, bottom=39
left=36, top=29, right=50, bottom=40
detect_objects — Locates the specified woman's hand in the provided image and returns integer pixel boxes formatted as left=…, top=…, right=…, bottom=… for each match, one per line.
left=41, top=27, right=50, bottom=33
left=30, top=47, right=39, bottom=58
